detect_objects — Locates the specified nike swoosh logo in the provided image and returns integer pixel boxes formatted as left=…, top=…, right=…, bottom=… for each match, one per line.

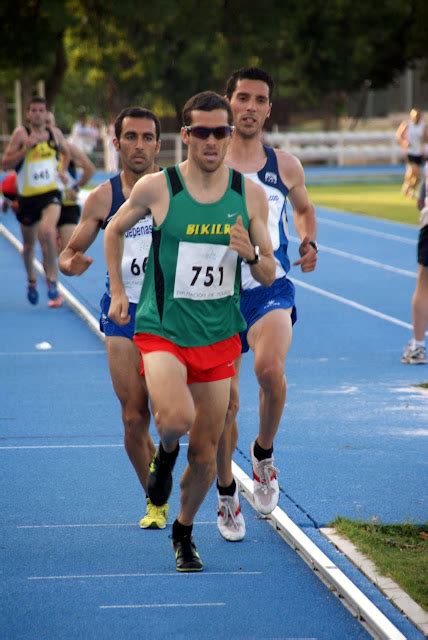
left=227, top=213, right=238, bottom=218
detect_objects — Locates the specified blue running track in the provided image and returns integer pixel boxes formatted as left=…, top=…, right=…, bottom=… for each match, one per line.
left=0, top=184, right=426, bottom=639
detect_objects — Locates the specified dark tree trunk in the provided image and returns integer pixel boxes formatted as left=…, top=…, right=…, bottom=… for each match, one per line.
left=45, top=36, right=68, bottom=107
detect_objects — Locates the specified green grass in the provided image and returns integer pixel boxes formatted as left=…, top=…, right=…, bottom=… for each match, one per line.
left=332, top=518, right=428, bottom=610
left=307, top=182, right=419, bottom=225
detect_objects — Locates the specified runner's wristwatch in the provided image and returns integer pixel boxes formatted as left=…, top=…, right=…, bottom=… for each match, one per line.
left=244, top=245, right=260, bottom=265
left=309, top=240, right=318, bottom=253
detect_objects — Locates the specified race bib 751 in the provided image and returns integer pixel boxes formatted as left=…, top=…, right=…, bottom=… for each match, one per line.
left=174, top=241, right=238, bottom=300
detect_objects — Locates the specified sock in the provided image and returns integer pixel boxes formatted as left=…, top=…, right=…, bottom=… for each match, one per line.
left=415, top=340, right=425, bottom=348
left=217, top=478, right=236, bottom=497
left=172, top=519, right=192, bottom=541
left=158, top=441, right=179, bottom=464
left=254, top=439, right=273, bottom=461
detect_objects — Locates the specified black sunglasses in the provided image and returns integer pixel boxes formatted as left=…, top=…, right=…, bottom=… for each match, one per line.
left=184, top=125, right=234, bottom=140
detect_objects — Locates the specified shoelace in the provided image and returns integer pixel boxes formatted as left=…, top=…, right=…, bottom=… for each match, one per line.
left=218, top=496, right=239, bottom=528
left=146, top=502, right=157, bottom=518
left=255, top=459, right=278, bottom=494
left=177, top=538, right=198, bottom=561
left=404, top=345, right=426, bottom=359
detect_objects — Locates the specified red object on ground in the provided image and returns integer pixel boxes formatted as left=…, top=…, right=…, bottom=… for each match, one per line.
left=1, top=172, right=17, bottom=199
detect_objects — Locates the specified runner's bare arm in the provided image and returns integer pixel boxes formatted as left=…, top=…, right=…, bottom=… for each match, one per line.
left=277, top=151, right=317, bottom=273
left=395, top=120, right=408, bottom=148
left=59, top=183, right=111, bottom=275
left=53, top=127, right=71, bottom=177
left=232, top=179, right=276, bottom=286
left=1, top=128, right=29, bottom=170
left=69, top=144, right=96, bottom=188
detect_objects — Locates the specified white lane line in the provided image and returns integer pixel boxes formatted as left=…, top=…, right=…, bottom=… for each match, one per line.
left=0, top=444, right=123, bottom=450
left=100, top=603, right=225, bottom=609
left=0, top=223, right=105, bottom=341
left=289, top=236, right=416, bottom=278
left=29, top=571, right=259, bottom=581
left=18, top=520, right=216, bottom=529
left=1, top=442, right=188, bottom=451
left=232, top=462, right=406, bottom=640
left=292, top=278, right=413, bottom=330
left=0, top=351, right=105, bottom=357
left=20, top=523, right=136, bottom=529
left=317, top=216, right=416, bottom=244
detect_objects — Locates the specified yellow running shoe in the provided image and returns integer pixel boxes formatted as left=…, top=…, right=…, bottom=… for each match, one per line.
left=139, top=498, right=168, bottom=529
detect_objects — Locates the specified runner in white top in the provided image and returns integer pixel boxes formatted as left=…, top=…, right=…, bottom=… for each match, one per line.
left=59, top=107, right=169, bottom=530
left=216, top=67, right=317, bottom=541
left=396, top=108, right=428, bottom=198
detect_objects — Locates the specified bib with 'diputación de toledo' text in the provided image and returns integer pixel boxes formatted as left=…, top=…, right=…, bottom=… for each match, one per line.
left=135, top=165, right=249, bottom=347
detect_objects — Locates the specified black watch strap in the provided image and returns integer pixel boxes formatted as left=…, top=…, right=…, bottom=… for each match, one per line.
left=245, top=245, right=260, bottom=265
left=309, top=240, right=318, bottom=253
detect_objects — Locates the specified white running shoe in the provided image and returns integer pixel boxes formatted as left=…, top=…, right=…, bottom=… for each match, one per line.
left=250, top=441, right=279, bottom=515
left=401, top=343, right=426, bottom=364
left=217, top=486, right=246, bottom=541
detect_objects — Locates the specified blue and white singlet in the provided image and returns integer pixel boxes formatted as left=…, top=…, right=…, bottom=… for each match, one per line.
left=102, top=173, right=153, bottom=304
left=241, top=146, right=290, bottom=290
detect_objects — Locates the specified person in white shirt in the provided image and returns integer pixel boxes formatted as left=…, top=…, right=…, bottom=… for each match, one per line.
left=396, top=108, right=428, bottom=198
left=70, top=108, right=99, bottom=157
left=401, top=160, right=428, bottom=365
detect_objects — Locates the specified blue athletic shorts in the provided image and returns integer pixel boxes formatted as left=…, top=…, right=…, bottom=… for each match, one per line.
left=99, top=292, right=136, bottom=340
left=240, top=276, right=297, bottom=353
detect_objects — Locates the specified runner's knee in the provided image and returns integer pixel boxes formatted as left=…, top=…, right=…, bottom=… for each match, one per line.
left=256, top=360, right=285, bottom=391
left=123, top=405, right=151, bottom=436
left=38, top=224, right=57, bottom=245
left=154, top=404, right=195, bottom=439
left=187, top=441, right=217, bottom=479
left=22, top=239, right=34, bottom=254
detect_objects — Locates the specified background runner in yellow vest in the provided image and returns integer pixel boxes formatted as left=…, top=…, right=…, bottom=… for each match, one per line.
left=2, top=96, right=70, bottom=306
left=44, top=111, right=96, bottom=254
left=105, top=91, right=276, bottom=573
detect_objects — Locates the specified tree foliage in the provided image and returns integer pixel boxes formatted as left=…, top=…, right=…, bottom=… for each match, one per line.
left=1, top=0, right=427, bottom=132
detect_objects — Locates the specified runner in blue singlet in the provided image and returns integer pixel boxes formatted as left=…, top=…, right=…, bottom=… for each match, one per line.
left=216, top=68, right=318, bottom=542
left=59, top=107, right=168, bottom=529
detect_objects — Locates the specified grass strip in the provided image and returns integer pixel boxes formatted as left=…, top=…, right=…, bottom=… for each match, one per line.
left=308, top=182, right=419, bottom=225
left=331, top=517, right=428, bottom=610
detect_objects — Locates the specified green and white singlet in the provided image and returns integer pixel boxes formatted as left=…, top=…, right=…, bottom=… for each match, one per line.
left=135, top=165, right=248, bottom=347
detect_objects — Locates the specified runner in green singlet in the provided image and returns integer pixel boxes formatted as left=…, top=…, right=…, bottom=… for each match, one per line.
left=104, top=91, right=276, bottom=572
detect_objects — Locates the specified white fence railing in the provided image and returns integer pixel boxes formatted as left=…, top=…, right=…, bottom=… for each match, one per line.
left=0, top=131, right=406, bottom=168
left=263, top=131, right=403, bottom=165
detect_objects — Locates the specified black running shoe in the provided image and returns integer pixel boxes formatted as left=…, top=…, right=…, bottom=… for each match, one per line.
left=27, top=281, right=39, bottom=305
left=173, top=537, right=203, bottom=572
left=147, top=447, right=177, bottom=506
